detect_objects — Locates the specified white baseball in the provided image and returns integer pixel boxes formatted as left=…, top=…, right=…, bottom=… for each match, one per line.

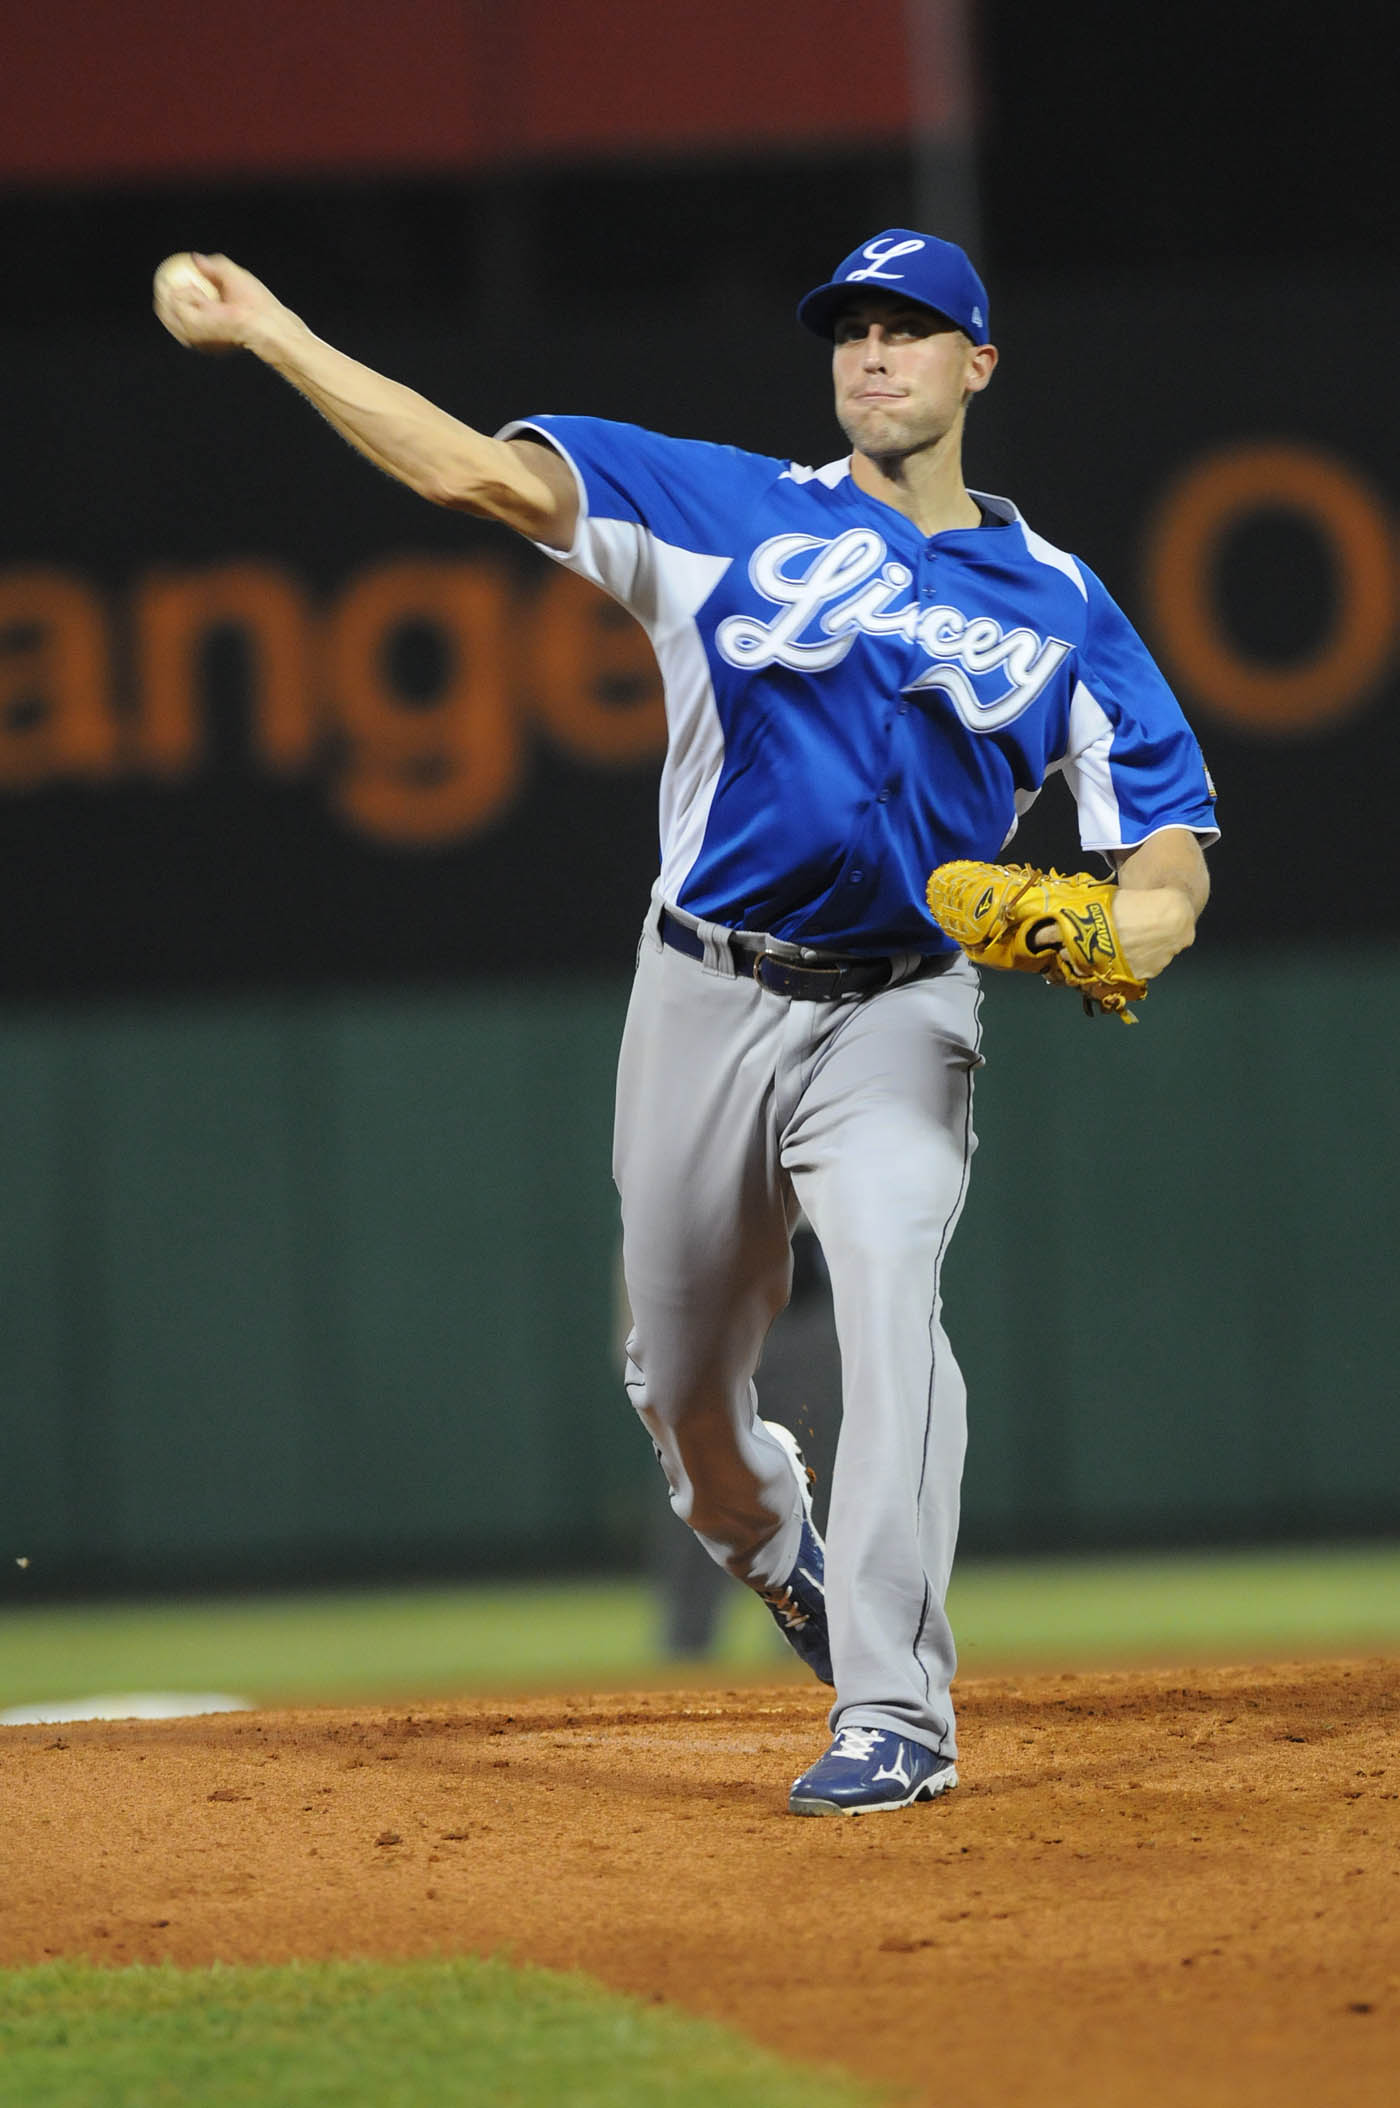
left=154, top=253, right=218, bottom=302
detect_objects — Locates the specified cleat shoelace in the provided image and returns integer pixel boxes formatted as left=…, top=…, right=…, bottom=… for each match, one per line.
left=827, top=1727, right=886, bottom=1764
left=758, top=1582, right=813, bottom=1631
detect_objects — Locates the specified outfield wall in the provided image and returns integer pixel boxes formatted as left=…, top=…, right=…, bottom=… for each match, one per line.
left=3, top=947, right=1395, bottom=1595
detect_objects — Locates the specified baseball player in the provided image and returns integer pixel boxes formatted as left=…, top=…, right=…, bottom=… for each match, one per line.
left=154, top=231, right=1215, bottom=1814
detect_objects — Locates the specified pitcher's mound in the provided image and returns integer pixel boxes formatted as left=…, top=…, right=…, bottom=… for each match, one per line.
left=3, top=1658, right=1396, bottom=2108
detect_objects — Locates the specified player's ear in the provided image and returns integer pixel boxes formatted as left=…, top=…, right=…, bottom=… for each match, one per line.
left=964, top=342, right=998, bottom=397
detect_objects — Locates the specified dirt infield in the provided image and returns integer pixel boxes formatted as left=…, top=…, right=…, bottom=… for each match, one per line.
left=3, top=1658, right=1397, bottom=2106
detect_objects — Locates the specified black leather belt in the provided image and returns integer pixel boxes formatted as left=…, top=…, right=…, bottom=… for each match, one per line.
left=659, top=908, right=944, bottom=1002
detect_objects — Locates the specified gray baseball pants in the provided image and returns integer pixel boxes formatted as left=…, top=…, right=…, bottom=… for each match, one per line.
left=615, top=900, right=983, bottom=1757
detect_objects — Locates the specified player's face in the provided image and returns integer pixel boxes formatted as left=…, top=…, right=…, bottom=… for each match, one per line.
left=831, top=295, right=996, bottom=460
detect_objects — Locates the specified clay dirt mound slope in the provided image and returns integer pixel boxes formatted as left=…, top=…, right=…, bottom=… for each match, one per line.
left=2, top=1658, right=1397, bottom=2108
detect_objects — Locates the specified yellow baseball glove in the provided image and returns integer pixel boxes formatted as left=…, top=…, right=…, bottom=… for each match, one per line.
left=925, top=860, right=1147, bottom=1023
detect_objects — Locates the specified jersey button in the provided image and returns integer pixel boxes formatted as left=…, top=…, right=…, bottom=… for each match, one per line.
left=849, top=868, right=865, bottom=884
left=877, top=788, right=891, bottom=803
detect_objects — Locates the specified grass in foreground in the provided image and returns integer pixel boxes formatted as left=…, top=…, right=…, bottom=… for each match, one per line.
left=1, top=1544, right=1397, bottom=1714
left=0, top=1957, right=885, bottom=2108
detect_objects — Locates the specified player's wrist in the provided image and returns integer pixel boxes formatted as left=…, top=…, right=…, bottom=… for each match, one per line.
left=244, top=306, right=313, bottom=366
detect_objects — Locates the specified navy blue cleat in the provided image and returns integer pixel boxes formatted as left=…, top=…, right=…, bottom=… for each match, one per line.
left=755, top=1421, right=833, bottom=1687
left=788, top=1726, right=958, bottom=1815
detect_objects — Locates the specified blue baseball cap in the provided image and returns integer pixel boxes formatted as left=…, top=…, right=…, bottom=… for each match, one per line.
left=797, top=229, right=990, bottom=344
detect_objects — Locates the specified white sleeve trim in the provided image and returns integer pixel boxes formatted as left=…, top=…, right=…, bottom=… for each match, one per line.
left=493, top=417, right=729, bottom=632
left=1065, top=679, right=1221, bottom=852
left=495, top=416, right=593, bottom=566
left=1094, top=821, right=1222, bottom=856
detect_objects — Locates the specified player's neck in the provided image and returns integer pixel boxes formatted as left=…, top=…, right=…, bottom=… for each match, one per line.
left=849, top=437, right=981, bottom=537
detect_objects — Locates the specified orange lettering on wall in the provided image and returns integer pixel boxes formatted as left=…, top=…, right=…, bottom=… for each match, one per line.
left=0, top=569, right=115, bottom=786
left=327, top=558, right=521, bottom=845
left=528, top=566, right=666, bottom=764
left=134, top=565, right=315, bottom=774
left=1143, top=443, right=1399, bottom=735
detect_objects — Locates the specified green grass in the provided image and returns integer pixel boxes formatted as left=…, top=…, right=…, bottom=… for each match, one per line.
left=1, top=1545, right=1397, bottom=1716
left=950, top=1543, right=1400, bottom=1667
left=0, top=1958, right=885, bottom=2108
left=0, top=1578, right=784, bottom=1714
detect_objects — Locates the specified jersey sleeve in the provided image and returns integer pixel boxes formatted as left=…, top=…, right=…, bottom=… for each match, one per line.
left=1061, top=567, right=1220, bottom=852
left=496, top=414, right=785, bottom=630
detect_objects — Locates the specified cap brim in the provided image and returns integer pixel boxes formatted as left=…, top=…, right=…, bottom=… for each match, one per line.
left=796, top=281, right=962, bottom=339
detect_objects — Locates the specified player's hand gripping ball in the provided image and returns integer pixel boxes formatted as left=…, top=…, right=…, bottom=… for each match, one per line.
left=152, top=252, right=236, bottom=354
left=926, top=860, right=1148, bottom=1023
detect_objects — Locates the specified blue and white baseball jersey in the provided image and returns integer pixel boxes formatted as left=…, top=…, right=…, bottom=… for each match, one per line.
left=503, top=415, right=1219, bottom=956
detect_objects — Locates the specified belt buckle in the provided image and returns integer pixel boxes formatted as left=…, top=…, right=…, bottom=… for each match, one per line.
left=754, top=946, right=804, bottom=978
left=754, top=949, right=844, bottom=999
